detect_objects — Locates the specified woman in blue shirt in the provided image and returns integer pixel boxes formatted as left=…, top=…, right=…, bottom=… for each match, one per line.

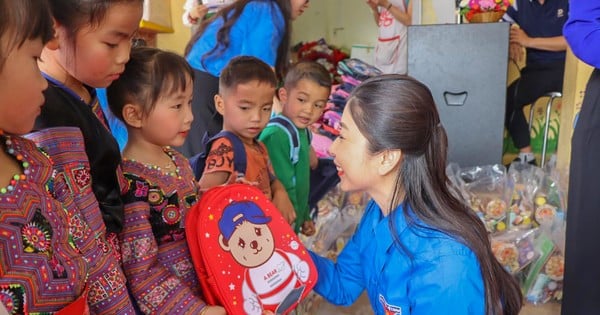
left=180, top=0, right=309, bottom=157
left=562, top=1, right=600, bottom=313
left=309, top=75, right=523, bottom=315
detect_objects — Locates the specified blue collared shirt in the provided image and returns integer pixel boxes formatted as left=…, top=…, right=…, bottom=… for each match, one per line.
left=309, top=200, right=485, bottom=315
left=563, top=0, right=600, bottom=68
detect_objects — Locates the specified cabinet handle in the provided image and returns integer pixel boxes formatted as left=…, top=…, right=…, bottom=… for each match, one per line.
left=443, top=91, right=468, bottom=106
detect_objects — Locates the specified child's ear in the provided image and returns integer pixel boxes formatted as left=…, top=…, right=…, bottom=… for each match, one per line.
left=44, top=18, right=63, bottom=50
left=378, top=149, right=402, bottom=176
left=214, top=94, right=225, bottom=115
left=277, top=87, right=288, bottom=105
left=122, top=103, right=144, bottom=128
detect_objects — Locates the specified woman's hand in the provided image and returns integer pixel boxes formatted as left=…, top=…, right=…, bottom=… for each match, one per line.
left=510, top=27, right=531, bottom=48
left=509, top=42, right=524, bottom=63
left=367, top=0, right=391, bottom=9
left=203, top=305, right=226, bottom=315
left=301, top=220, right=316, bottom=236
left=190, top=4, right=209, bottom=21
left=365, top=0, right=379, bottom=10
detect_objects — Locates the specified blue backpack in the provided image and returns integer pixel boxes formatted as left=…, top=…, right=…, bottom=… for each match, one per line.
left=266, top=116, right=339, bottom=215
left=189, top=131, right=247, bottom=181
left=266, top=116, right=312, bottom=166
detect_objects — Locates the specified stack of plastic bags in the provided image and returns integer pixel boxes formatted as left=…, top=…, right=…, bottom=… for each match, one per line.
left=447, top=162, right=566, bottom=305
left=297, top=185, right=369, bottom=314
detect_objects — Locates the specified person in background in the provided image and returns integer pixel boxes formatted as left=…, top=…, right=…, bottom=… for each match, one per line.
left=35, top=0, right=142, bottom=252
left=561, top=1, right=600, bottom=313
left=259, top=61, right=331, bottom=236
left=502, top=0, right=568, bottom=165
left=183, top=0, right=209, bottom=29
left=308, top=75, right=523, bottom=314
left=181, top=0, right=310, bottom=158
left=0, top=0, right=135, bottom=313
left=107, top=46, right=226, bottom=315
left=365, top=0, right=412, bottom=74
left=198, top=56, right=296, bottom=225
left=183, top=0, right=237, bottom=30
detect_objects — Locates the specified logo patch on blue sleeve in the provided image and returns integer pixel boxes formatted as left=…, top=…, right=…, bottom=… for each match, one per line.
left=379, top=294, right=402, bottom=315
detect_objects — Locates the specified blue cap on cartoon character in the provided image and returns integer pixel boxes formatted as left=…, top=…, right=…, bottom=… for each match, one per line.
left=219, top=201, right=272, bottom=240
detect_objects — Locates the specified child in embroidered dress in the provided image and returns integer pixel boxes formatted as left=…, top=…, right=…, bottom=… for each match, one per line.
left=0, top=0, right=135, bottom=313
left=35, top=0, right=143, bottom=253
left=259, top=61, right=331, bottom=235
left=198, top=56, right=296, bottom=225
left=106, top=46, right=225, bottom=314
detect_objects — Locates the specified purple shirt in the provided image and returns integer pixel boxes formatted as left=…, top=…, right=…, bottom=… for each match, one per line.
left=563, top=0, right=600, bottom=68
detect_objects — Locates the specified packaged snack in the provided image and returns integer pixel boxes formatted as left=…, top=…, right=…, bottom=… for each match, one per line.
left=523, top=234, right=564, bottom=304
left=507, top=163, right=541, bottom=229
left=460, top=164, right=511, bottom=233
left=491, top=229, right=538, bottom=274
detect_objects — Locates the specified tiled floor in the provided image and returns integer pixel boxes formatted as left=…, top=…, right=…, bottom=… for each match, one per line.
left=309, top=293, right=561, bottom=314
left=521, top=302, right=560, bottom=315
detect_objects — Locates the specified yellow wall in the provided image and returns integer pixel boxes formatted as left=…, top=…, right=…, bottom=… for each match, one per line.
left=156, top=1, right=190, bottom=55
left=556, top=50, right=594, bottom=179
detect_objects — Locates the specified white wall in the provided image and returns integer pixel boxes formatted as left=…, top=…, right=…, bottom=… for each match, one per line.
left=291, top=0, right=457, bottom=51
left=291, top=0, right=378, bottom=50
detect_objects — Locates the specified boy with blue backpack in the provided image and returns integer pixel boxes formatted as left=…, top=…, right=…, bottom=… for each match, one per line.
left=259, top=61, right=332, bottom=235
left=195, top=56, right=296, bottom=225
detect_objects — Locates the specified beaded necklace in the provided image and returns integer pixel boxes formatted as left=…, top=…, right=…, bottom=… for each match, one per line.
left=123, top=147, right=181, bottom=178
left=0, top=132, right=30, bottom=194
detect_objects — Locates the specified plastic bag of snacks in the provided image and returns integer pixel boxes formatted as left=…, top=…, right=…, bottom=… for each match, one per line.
left=523, top=232, right=565, bottom=304
left=303, top=186, right=367, bottom=259
left=531, top=170, right=566, bottom=228
left=506, top=163, right=543, bottom=229
left=491, top=228, right=538, bottom=274
left=460, top=164, right=512, bottom=233
left=446, top=163, right=471, bottom=203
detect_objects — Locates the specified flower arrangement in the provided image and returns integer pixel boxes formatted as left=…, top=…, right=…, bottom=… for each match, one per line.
left=459, top=0, right=510, bottom=22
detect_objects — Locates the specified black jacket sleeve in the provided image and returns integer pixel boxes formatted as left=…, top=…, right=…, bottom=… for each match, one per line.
left=35, top=83, right=124, bottom=234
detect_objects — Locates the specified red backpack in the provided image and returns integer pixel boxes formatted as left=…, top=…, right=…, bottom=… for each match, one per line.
left=185, top=184, right=318, bottom=315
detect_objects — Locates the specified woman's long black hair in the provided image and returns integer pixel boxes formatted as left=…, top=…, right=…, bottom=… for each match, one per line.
left=347, top=75, right=523, bottom=315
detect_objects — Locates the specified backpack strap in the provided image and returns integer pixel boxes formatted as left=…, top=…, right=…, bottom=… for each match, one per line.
left=208, top=131, right=247, bottom=176
left=189, top=131, right=247, bottom=180
left=267, top=116, right=310, bottom=165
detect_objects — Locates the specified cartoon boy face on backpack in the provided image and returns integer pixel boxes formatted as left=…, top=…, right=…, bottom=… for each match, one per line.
left=218, top=201, right=310, bottom=315
left=218, top=201, right=275, bottom=268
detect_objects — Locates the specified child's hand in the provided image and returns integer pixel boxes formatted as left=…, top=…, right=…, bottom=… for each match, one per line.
left=309, top=147, right=319, bottom=170
left=275, top=195, right=296, bottom=225
left=271, top=180, right=297, bottom=224
left=202, top=305, right=226, bottom=315
left=301, top=220, right=316, bottom=236
left=235, top=176, right=259, bottom=186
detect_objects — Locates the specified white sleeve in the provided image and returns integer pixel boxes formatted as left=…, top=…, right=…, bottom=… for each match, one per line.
left=182, top=0, right=198, bottom=27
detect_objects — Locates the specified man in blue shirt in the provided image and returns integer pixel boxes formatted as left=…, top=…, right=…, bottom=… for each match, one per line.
left=562, top=1, right=600, bottom=313
left=502, top=0, right=568, bottom=165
